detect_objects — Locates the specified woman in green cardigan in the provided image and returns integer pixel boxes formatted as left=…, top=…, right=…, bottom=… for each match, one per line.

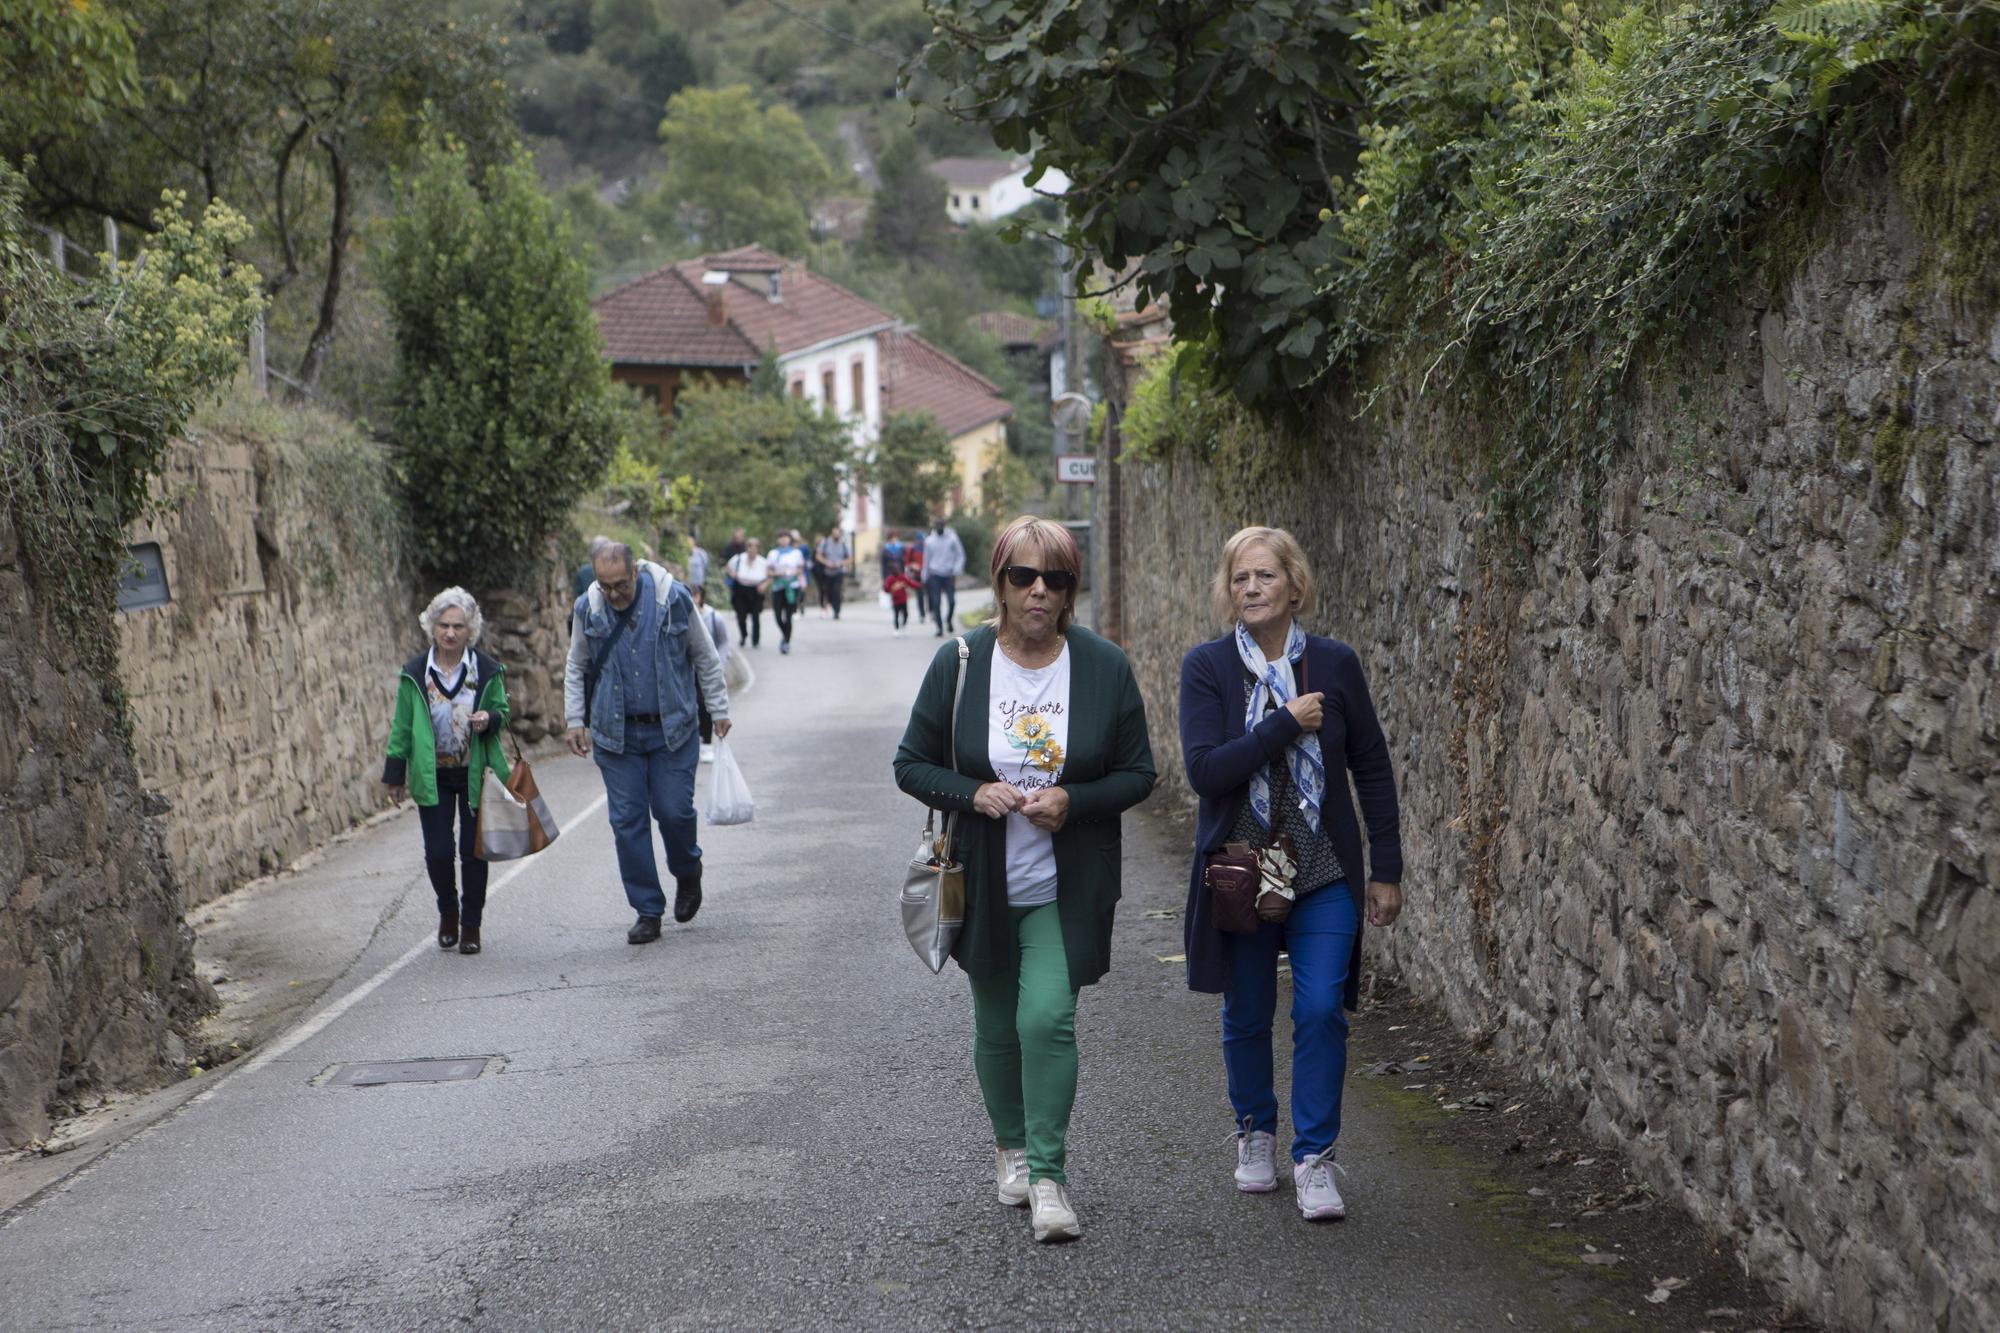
left=894, top=516, right=1156, bottom=1243
left=382, top=587, right=511, bottom=955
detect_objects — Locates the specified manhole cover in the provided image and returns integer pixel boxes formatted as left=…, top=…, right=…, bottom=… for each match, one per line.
left=317, top=1057, right=498, bottom=1088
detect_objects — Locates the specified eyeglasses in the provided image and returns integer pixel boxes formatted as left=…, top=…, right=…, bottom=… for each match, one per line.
left=1001, top=565, right=1076, bottom=592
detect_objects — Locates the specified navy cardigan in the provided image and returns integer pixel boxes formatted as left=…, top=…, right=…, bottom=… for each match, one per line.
left=1178, top=632, right=1404, bottom=1008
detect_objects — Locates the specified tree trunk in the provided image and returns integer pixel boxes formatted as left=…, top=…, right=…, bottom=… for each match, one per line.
left=295, top=139, right=350, bottom=390
left=264, top=119, right=311, bottom=299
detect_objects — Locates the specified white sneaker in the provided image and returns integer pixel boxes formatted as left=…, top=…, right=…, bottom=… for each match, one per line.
left=1028, top=1178, right=1081, bottom=1242
left=995, top=1148, right=1030, bottom=1207
left=698, top=744, right=715, bottom=764
left=1234, top=1127, right=1278, bottom=1193
left=1292, top=1149, right=1347, bottom=1220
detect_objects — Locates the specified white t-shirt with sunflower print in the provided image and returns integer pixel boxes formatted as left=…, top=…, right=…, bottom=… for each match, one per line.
left=988, top=642, right=1071, bottom=907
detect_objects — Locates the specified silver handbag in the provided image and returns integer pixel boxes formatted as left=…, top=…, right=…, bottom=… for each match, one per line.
left=901, top=637, right=969, bottom=973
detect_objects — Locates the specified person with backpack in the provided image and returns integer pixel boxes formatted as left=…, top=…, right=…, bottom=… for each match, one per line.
left=565, top=542, right=732, bottom=945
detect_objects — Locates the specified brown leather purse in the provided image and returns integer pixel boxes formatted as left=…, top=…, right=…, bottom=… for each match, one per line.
left=1205, top=842, right=1262, bottom=934
left=1209, top=653, right=1311, bottom=933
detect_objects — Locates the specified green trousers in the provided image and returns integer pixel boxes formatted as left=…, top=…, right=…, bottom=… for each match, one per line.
left=968, top=902, right=1081, bottom=1184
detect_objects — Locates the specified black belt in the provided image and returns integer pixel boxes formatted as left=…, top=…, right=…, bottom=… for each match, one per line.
left=627, top=713, right=662, bottom=724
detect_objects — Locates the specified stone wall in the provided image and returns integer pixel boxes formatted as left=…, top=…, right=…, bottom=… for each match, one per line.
left=118, top=425, right=414, bottom=908
left=117, top=414, right=575, bottom=909
left=0, top=511, right=210, bottom=1148
left=1109, top=186, right=1997, bottom=1331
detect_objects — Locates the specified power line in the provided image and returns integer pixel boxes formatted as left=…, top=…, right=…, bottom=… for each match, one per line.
left=757, top=0, right=905, bottom=67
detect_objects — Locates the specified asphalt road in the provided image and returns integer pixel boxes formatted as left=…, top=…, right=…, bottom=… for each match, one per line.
left=0, top=599, right=1585, bottom=1331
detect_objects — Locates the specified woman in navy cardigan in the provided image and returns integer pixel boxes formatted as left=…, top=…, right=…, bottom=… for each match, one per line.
left=1178, top=526, right=1404, bottom=1222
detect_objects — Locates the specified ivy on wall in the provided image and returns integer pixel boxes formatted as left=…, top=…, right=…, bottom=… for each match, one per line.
left=919, top=0, right=2000, bottom=526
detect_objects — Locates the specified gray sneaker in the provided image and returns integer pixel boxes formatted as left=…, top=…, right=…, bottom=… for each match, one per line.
left=996, top=1148, right=1030, bottom=1207
left=1292, top=1148, right=1347, bottom=1220
left=1028, top=1179, right=1081, bottom=1242
left=1234, top=1127, right=1278, bottom=1193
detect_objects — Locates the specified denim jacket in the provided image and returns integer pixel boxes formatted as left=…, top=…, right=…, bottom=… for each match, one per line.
left=564, top=561, right=728, bottom=754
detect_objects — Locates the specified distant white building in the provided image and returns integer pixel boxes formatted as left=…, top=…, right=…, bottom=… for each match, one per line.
left=932, top=157, right=1070, bottom=225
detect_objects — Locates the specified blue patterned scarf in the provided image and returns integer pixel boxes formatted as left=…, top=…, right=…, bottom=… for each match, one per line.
left=1235, top=620, right=1324, bottom=837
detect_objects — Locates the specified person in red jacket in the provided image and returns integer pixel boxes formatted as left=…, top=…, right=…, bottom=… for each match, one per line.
left=884, top=569, right=922, bottom=636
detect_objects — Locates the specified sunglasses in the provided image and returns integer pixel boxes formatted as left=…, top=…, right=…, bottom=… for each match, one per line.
left=1001, top=564, right=1077, bottom=592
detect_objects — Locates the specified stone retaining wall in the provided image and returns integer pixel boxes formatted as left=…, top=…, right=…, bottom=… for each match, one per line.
left=117, top=421, right=576, bottom=909
left=1108, top=187, right=1997, bottom=1331
left=0, top=512, right=210, bottom=1147
left=117, top=427, right=414, bottom=907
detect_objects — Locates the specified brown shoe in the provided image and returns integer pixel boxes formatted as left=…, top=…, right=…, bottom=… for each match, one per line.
left=458, top=926, right=481, bottom=955
left=439, top=913, right=459, bottom=950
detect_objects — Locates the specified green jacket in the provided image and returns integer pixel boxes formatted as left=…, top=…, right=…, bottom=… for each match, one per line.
left=894, top=624, right=1157, bottom=990
left=381, top=649, right=511, bottom=809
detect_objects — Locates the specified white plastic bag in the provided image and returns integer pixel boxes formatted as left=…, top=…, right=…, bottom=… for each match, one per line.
left=705, top=738, right=755, bottom=825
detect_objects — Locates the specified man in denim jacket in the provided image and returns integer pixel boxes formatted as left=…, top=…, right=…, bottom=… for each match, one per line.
left=565, top=543, right=731, bottom=944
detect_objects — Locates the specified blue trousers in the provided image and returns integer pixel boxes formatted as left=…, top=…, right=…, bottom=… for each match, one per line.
left=593, top=720, right=701, bottom=918
left=925, top=573, right=955, bottom=633
left=1220, top=880, right=1358, bottom=1162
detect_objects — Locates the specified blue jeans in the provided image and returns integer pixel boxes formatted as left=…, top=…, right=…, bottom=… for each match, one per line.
left=925, top=573, right=955, bottom=633
left=1220, top=880, right=1358, bottom=1162
left=593, top=719, right=701, bottom=918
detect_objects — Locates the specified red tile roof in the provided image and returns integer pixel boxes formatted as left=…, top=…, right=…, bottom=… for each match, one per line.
left=592, top=245, right=899, bottom=368
left=970, top=310, right=1056, bottom=351
left=878, top=329, right=1013, bottom=440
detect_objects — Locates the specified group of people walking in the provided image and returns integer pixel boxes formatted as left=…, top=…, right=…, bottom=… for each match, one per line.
left=712, top=526, right=852, bottom=655
left=389, top=541, right=730, bottom=951
left=880, top=519, right=966, bottom=637
left=893, top=519, right=1404, bottom=1243
left=385, top=516, right=1404, bottom=1250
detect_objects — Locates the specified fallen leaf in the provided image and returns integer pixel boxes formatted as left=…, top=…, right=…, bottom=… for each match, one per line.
left=1155, top=953, right=1186, bottom=964
left=1581, top=1253, right=1622, bottom=1266
left=1644, top=1277, right=1687, bottom=1304
left=1527, top=1187, right=1548, bottom=1198
left=1573, top=1157, right=1597, bottom=1167
left=1503, top=1102, right=1524, bottom=1114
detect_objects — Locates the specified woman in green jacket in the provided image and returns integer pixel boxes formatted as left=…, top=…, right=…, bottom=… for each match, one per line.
left=893, top=516, right=1156, bottom=1243
left=382, top=587, right=511, bottom=955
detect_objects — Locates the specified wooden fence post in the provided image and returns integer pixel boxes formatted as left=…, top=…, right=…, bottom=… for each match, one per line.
left=249, top=312, right=268, bottom=396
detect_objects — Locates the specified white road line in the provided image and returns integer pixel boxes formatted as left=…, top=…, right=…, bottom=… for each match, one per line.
left=191, top=792, right=609, bottom=1098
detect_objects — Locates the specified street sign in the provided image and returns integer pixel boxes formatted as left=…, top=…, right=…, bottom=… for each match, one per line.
left=1055, top=454, right=1096, bottom=485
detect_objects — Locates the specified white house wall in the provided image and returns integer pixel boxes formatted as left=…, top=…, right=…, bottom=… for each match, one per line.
left=945, top=166, right=1072, bottom=224
left=778, top=332, right=884, bottom=556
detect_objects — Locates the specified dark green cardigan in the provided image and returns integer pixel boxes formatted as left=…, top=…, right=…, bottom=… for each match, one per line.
left=894, top=624, right=1157, bottom=990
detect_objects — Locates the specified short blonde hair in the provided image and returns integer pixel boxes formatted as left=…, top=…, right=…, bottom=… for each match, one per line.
left=989, top=515, right=1082, bottom=635
left=419, top=586, right=484, bottom=647
left=1212, top=526, right=1316, bottom=626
